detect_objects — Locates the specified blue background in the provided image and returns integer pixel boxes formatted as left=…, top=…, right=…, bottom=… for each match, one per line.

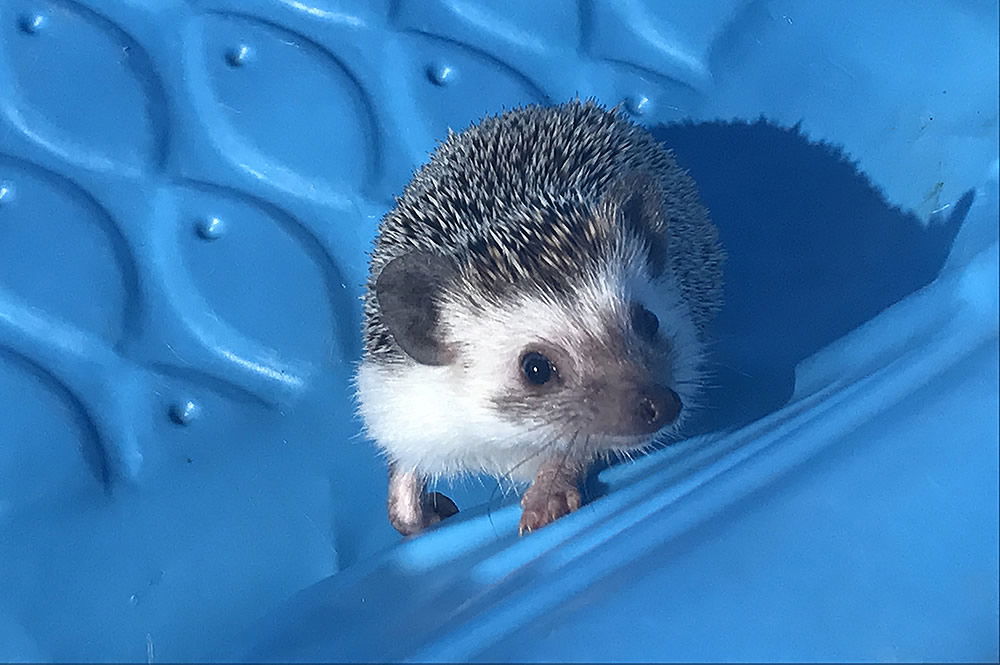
left=0, top=0, right=997, bottom=661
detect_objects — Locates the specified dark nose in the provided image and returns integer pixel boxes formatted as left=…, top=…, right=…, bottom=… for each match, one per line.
left=636, top=385, right=682, bottom=431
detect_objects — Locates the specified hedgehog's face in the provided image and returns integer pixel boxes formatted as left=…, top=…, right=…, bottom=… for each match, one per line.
left=453, top=276, right=699, bottom=453
left=374, top=249, right=703, bottom=459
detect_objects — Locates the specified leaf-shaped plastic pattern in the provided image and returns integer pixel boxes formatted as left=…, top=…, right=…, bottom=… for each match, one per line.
left=0, top=349, right=105, bottom=507
left=0, top=0, right=167, bottom=175
left=184, top=12, right=376, bottom=203
left=0, top=156, right=136, bottom=342
left=174, top=182, right=340, bottom=367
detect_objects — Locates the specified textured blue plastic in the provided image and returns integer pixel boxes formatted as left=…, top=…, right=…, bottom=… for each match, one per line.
left=0, top=0, right=997, bottom=662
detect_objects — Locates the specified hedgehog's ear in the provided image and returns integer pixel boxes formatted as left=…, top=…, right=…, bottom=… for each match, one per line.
left=375, top=252, right=456, bottom=366
left=613, top=173, right=667, bottom=276
left=616, top=171, right=663, bottom=228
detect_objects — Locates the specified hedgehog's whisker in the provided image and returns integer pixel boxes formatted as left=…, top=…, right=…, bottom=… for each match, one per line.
left=487, top=417, right=569, bottom=498
left=537, top=427, right=585, bottom=505
left=485, top=417, right=579, bottom=530
left=496, top=416, right=577, bottom=488
left=428, top=416, right=559, bottom=500
left=487, top=416, right=575, bottom=498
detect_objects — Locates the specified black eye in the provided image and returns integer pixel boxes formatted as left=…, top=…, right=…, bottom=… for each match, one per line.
left=632, top=304, right=659, bottom=339
left=521, top=351, right=553, bottom=385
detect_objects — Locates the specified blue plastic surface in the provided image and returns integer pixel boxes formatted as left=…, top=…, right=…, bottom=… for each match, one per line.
left=0, top=0, right=997, bottom=662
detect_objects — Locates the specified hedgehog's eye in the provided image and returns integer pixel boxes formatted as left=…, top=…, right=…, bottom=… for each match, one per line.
left=521, top=351, right=554, bottom=386
left=631, top=303, right=659, bottom=339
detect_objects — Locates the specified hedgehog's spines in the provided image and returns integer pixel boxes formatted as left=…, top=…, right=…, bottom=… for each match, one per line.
left=363, top=99, right=724, bottom=362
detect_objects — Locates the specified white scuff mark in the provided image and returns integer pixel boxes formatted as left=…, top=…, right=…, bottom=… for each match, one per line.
left=146, top=633, right=154, bottom=663
left=239, top=164, right=267, bottom=182
left=282, top=1, right=364, bottom=26
left=220, top=349, right=304, bottom=389
left=165, top=343, right=188, bottom=364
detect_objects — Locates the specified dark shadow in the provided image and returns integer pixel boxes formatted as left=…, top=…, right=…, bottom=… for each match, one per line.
left=649, top=118, right=970, bottom=437
left=451, top=118, right=971, bottom=511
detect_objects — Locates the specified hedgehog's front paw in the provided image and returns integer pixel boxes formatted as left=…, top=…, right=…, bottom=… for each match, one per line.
left=389, top=491, right=458, bottom=536
left=388, top=468, right=459, bottom=536
left=518, top=484, right=581, bottom=535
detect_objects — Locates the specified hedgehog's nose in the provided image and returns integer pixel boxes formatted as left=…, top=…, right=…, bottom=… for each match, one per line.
left=637, top=385, right=682, bottom=431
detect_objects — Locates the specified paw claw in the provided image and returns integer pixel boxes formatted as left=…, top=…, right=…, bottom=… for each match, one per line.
left=518, top=486, right=581, bottom=535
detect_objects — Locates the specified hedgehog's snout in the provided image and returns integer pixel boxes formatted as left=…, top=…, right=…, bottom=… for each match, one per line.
left=591, top=378, right=682, bottom=437
left=634, top=384, right=682, bottom=433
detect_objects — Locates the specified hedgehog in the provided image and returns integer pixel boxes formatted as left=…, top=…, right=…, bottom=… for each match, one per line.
left=355, top=99, right=724, bottom=536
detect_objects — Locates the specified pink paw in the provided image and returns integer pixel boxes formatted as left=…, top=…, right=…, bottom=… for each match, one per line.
left=518, top=485, right=581, bottom=535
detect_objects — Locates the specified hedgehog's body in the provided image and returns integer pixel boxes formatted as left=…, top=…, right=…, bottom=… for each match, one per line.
left=356, top=100, right=723, bottom=535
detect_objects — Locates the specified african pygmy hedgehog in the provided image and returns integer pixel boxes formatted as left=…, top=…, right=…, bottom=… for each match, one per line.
left=356, top=99, right=724, bottom=536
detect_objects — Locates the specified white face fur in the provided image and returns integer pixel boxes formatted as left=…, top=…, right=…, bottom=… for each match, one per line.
left=355, top=247, right=704, bottom=483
